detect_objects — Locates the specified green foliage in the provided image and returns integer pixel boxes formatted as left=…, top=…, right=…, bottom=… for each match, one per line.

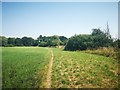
left=92, top=29, right=113, bottom=48
left=38, top=35, right=68, bottom=47
left=39, top=41, right=48, bottom=47
left=59, top=36, right=68, bottom=45
left=0, top=36, right=8, bottom=46
left=92, top=28, right=104, bottom=36
left=65, top=28, right=113, bottom=51
left=8, top=38, right=16, bottom=46
left=112, top=39, right=120, bottom=48
left=0, top=36, right=36, bottom=47
left=15, top=38, right=23, bottom=46
left=50, top=35, right=61, bottom=46
left=0, top=35, right=68, bottom=47
left=22, top=37, right=34, bottom=46
left=2, top=47, right=51, bottom=88
left=64, top=34, right=93, bottom=51
left=33, top=39, right=39, bottom=46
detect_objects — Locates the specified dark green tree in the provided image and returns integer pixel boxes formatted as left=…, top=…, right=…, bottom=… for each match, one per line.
left=92, top=28, right=113, bottom=48
left=38, top=35, right=61, bottom=47
left=15, top=38, right=23, bottom=46
left=39, top=41, right=47, bottom=47
left=59, top=36, right=68, bottom=45
left=65, top=28, right=113, bottom=51
left=22, top=37, right=34, bottom=46
left=51, top=35, right=61, bottom=46
left=64, top=34, right=93, bottom=51
left=112, top=39, right=120, bottom=48
left=33, top=39, right=39, bottom=46
left=7, top=37, right=16, bottom=46
left=37, top=35, right=43, bottom=42
left=0, top=36, right=2, bottom=46
left=0, top=36, right=8, bottom=46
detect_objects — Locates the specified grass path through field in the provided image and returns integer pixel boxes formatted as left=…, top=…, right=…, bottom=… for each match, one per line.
left=45, top=48, right=54, bottom=88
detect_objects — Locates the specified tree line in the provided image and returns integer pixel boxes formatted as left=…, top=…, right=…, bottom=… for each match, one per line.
left=0, top=35, right=68, bottom=47
left=0, top=28, right=120, bottom=51
left=64, top=28, right=120, bottom=51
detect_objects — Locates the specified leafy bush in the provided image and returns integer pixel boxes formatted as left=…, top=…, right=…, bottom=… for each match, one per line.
left=38, top=41, right=47, bottom=47
left=64, top=34, right=93, bottom=51
left=64, top=29, right=113, bottom=51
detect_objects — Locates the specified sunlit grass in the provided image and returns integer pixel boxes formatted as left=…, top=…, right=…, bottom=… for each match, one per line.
left=2, top=47, right=51, bottom=88
left=2, top=47, right=118, bottom=88
left=52, top=48, right=118, bottom=88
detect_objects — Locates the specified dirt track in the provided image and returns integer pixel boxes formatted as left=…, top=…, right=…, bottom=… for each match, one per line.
left=45, top=49, right=54, bottom=88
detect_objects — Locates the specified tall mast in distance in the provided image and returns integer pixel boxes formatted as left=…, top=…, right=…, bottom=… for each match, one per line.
left=106, top=22, right=111, bottom=39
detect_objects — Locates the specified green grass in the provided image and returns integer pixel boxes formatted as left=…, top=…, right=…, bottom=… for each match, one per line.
left=0, top=48, right=2, bottom=89
left=51, top=48, right=118, bottom=88
left=2, top=47, right=119, bottom=88
left=2, top=47, right=51, bottom=88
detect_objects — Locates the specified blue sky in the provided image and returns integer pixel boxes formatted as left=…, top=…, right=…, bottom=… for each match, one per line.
left=0, top=2, right=2, bottom=35
left=2, top=2, right=118, bottom=39
left=1, top=0, right=119, bottom=2
left=118, top=2, right=120, bottom=39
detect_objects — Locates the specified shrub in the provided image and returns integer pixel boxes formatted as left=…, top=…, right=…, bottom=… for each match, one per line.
left=84, top=47, right=117, bottom=59
left=64, top=34, right=92, bottom=51
left=38, top=41, right=47, bottom=47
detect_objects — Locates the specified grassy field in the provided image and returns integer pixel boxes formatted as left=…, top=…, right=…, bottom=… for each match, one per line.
left=52, top=48, right=118, bottom=88
left=2, top=47, right=51, bottom=88
left=2, top=47, right=119, bottom=88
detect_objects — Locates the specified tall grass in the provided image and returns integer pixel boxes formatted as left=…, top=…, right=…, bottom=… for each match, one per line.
left=84, top=47, right=118, bottom=59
